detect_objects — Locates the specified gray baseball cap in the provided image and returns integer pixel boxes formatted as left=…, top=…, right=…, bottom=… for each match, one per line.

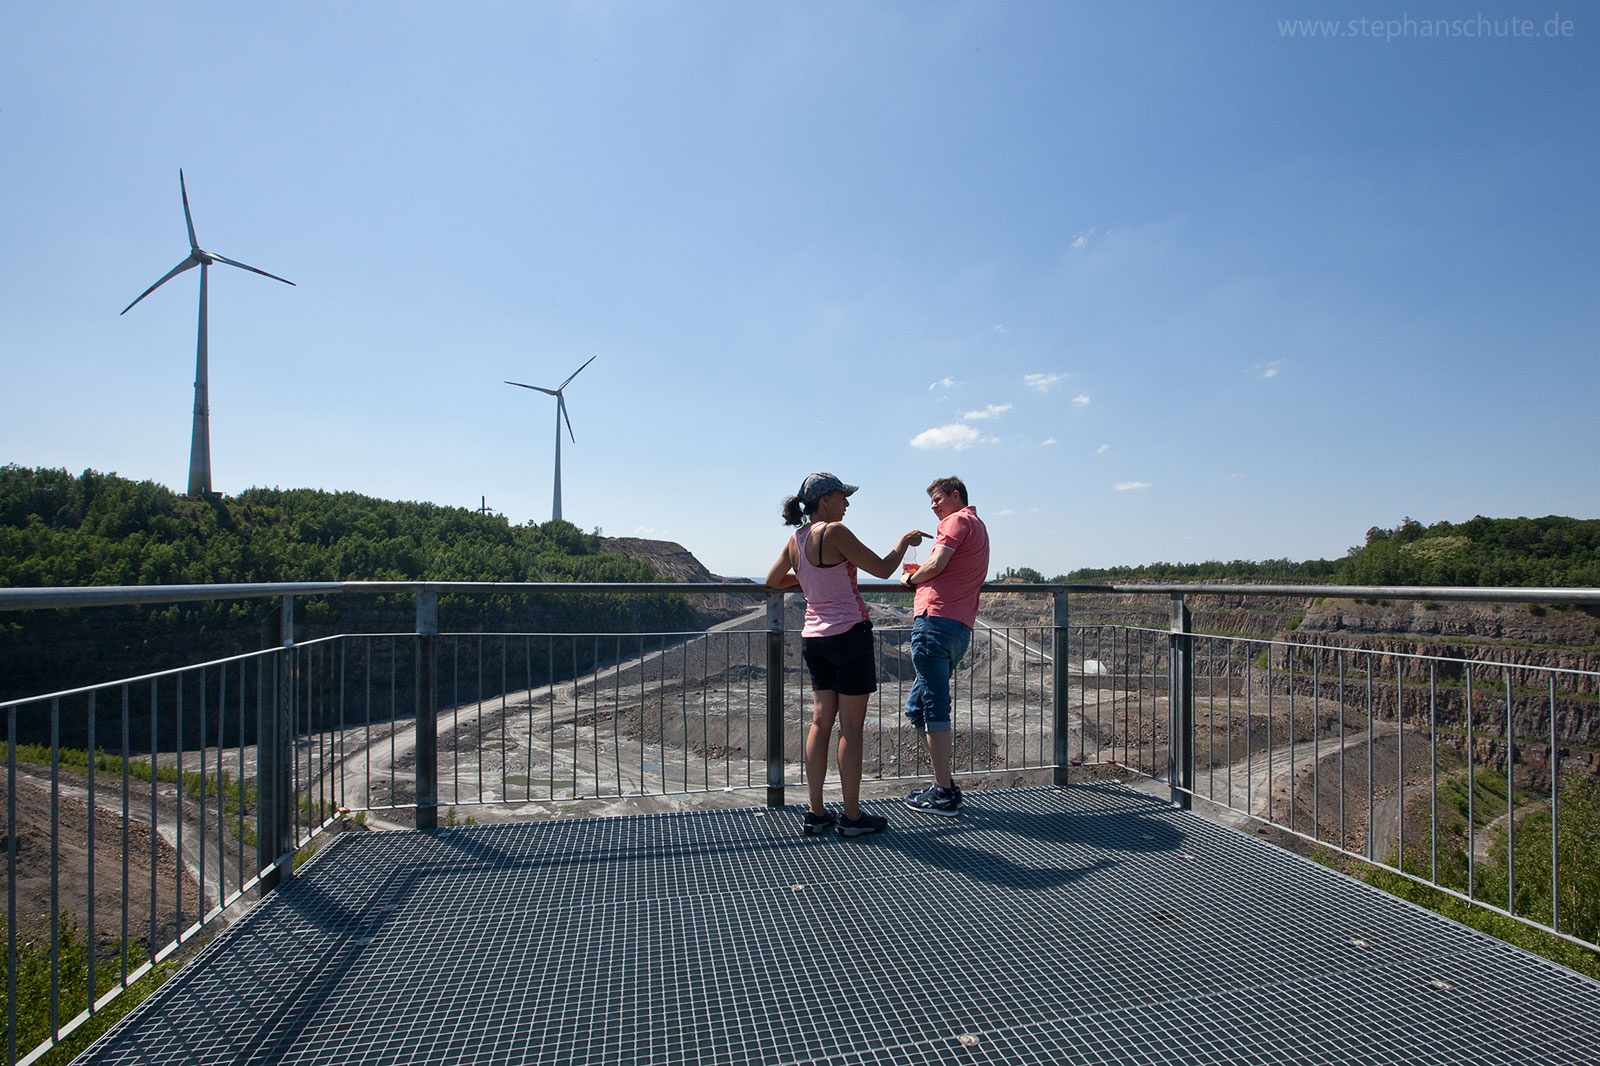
left=798, top=472, right=858, bottom=504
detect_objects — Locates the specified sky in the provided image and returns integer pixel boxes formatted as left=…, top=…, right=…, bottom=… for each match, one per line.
left=3, top=3, right=1597, bottom=581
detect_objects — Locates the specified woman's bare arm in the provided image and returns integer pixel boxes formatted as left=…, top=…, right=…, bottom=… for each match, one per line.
left=827, top=524, right=927, bottom=580
left=765, top=538, right=799, bottom=590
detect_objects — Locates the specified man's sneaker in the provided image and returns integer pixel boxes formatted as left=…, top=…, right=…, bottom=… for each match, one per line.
left=802, top=810, right=837, bottom=836
left=906, top=782, right=936, bottom=803
left=836, top=811, right=888, bottom=838
left=906, top=784, right=962, bottom=817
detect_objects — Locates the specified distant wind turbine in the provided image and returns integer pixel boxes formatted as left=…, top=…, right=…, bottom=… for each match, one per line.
left=505, top=356, right=596, bottom=523
left=121, top=169, right=295, bottom=498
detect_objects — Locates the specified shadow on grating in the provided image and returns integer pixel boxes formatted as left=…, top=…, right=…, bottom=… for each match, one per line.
left=73, top=784, right=1600, bottom=1065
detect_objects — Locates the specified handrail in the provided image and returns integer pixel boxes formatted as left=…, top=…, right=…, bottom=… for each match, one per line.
left=5, top=578, right=1599, bottom=613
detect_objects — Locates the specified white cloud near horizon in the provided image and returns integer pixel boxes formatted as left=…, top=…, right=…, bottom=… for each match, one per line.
left=1024, top=372, right=1064, bottom=392
left=909, top=424, right=996, bottom=451
left=1071, top=228, right=1095, bottom=249
left=929, top=377, right=958, bottom=391
left=1042, top=436, right=1058, bottom=445
left=1071, top=394, right=1090, bottom=407
left=1253, top=360, right=1282, bottom=379
left=1113, top=481, right=1152, bottom=492
left=1097, top=443, right=1111, bottom=455
left=961, top=403, right=1013, bottom=421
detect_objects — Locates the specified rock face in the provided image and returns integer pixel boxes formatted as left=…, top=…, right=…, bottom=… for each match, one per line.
left=599, top=536, right=758, bottom=625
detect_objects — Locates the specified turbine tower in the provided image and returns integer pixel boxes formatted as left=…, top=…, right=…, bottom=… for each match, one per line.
left=121, top=169, right=295, bottom=498
left=505, top=356, right=596, bottom=523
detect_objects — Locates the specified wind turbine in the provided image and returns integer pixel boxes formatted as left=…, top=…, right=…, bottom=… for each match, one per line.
left=505, top=356, right=596, bottom=523
left=121, top=169, right=295, bottom=498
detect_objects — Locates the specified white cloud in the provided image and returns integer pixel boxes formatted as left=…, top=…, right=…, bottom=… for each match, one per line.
left=1252, top=360, right=1282, bottom=379
left=1023, top=372, right=1063, bottom=392
left=909, top=424, right=995, bottom=451
left=929, top=377, right=959, bottom=391
left=1041, top=436, right=1058, bottom=446
left=1096, top=443, right=1110, bottom=455
left=992, top=324, right=1009, bottom=334
left=1071, top=227, right=1095, bottom=249
left=633, top=525, right=674, bottom=537
left=1071, top=394, right=1090, bottom=407
left=960, top=403, right=1013, bottom=421
left=993, top=508, right=1016, bottom=517
left=1113, top=481, right=1152, bottom=492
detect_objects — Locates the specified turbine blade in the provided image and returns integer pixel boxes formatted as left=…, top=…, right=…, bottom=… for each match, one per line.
left=557, top=354, right=597, bottom=391
left=180, top=169, right=199, bottom=251
left=121, top=256, right=200, bottom=315
left=506, top=381, right=559, bottom=396
left=211, top=253, right=295, bottom=287
left=560, top=394, right=575, bottom=442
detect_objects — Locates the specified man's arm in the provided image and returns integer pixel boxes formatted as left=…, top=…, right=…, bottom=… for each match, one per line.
left=901, top=544, right=953, bottom=586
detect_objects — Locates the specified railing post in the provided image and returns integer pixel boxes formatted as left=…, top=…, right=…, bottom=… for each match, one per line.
left=258, top=595, right=295, bottom=889
left=1053, top=591, right=1071, bottom=786
left=765, top=593, right=786, bottom=808
left=415, top=591, right=439, bottom=830
left=1168, top=593, right=1194, bottom=809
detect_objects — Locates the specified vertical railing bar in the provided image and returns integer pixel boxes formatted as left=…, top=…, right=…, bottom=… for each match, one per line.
left=547, top=637, right=555, bottom=799
left=239, top=659, right=248, bottom=889
left=478, top=636, right=486, bottom=804
left=679, top=640, right=688, bottom=791
left=338, top=641, right=347, bottom=816
left=1312, top=648, right=1320, bottom=839
left=388, top=636, right=397, bottom=812
left=1542, top=672, right=1555, bottom=928
left=1265, top=645, right=1274, bottom=825
left=1430, top=662, right=1439, bottom=884
left=50, top=697, right=61, bottom=1041
left=451, top=638, right=460, bottom=808
left=1225, top=639, right=1235, bottom=807
left=1207, top=638, right=1216, bottom=803
left=1245, top=644, right=1253, bottom=814
left=1397, top=666, right=1405, bottom=871
left=7, top=701, right=16, bottom=1066
left=1467, top=667, right=1477, bottom=900
left=1505, top=665, right=1515, bottom=915
left=199, top=666, right=208, bottom=925
left=527, top=636, right=535, bottom=802
left=503, top=637, right=511, bottom=805
left=216, top=662, right=227, bottom=910
left=175, top=674, right=185, bottom=942
left=537, top=630, right=544, bottom=797
left=1365, top=658, right=1374, bottom=862
left=86, top=691, right=97, bottom=1017
left=148, top=677, right=158, bottom=961
left=1337, top=651, right=1346, bottom=850
left=1288, top=645, right=1297, bottom=833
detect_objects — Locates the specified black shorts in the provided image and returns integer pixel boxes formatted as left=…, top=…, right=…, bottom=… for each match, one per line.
left=802, top=620, right=877, bottom=696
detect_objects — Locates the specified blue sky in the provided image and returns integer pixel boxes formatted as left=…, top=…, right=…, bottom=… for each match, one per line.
left=3, top=3, right=1597, bottom=580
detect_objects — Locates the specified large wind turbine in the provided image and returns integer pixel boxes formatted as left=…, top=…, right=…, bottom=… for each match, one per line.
left=505, top=356, right=596, bottom=523
left=121, top=169, right=295, bottom=497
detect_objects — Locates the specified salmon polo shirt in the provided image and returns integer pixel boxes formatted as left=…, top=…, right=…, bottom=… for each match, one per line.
left=913, top=506, right=990, bottom=629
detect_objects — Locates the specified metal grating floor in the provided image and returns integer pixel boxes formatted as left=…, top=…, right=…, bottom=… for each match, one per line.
left=75, top=784, right=1600, bottom=1065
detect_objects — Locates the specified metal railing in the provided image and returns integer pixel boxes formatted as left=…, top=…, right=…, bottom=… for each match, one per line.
left=4, top=579, right=1598, bottom=1064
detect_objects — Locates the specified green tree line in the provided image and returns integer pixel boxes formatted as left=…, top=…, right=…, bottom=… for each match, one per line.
left=0, top=466, right=698, bottom=705
left=1060, top=515, right=1600, bottom=588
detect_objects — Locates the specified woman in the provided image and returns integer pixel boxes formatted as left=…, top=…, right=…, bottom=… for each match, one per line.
left=766, top=472, right=927, bottom=838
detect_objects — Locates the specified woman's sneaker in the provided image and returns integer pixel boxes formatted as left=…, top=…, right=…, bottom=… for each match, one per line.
left=905, top=784, right=962, bottom=817
left=837, top=811, right=889, bottom=838
left=802, top=810, right=837, bottom=836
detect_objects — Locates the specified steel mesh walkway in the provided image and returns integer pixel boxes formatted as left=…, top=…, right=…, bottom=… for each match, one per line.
left=74, top=784, right=1600, bottom=1065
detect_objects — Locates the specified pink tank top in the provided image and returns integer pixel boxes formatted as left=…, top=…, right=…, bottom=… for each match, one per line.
left=794, top=523, right=869, bottom=637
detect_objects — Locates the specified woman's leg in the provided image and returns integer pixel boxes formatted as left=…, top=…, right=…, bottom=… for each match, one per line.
left=836, top=693, right=869, bottom=819
left=806, top=690, right=839, bottom=814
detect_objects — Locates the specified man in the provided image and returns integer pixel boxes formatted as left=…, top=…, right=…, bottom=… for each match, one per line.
left=898, top=475, right=989, bottom=816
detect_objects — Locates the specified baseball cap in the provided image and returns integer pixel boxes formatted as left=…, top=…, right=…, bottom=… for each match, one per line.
left=798, top=472, right=858, bottom=504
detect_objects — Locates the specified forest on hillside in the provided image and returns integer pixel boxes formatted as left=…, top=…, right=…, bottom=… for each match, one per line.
left=0, top=466, right=699, bottom=701
left=1057, top=516, right=1600, bottom=588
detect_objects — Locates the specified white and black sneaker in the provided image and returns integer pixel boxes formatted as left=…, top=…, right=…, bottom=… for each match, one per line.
left=905, top=784, right=962, bottom=817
